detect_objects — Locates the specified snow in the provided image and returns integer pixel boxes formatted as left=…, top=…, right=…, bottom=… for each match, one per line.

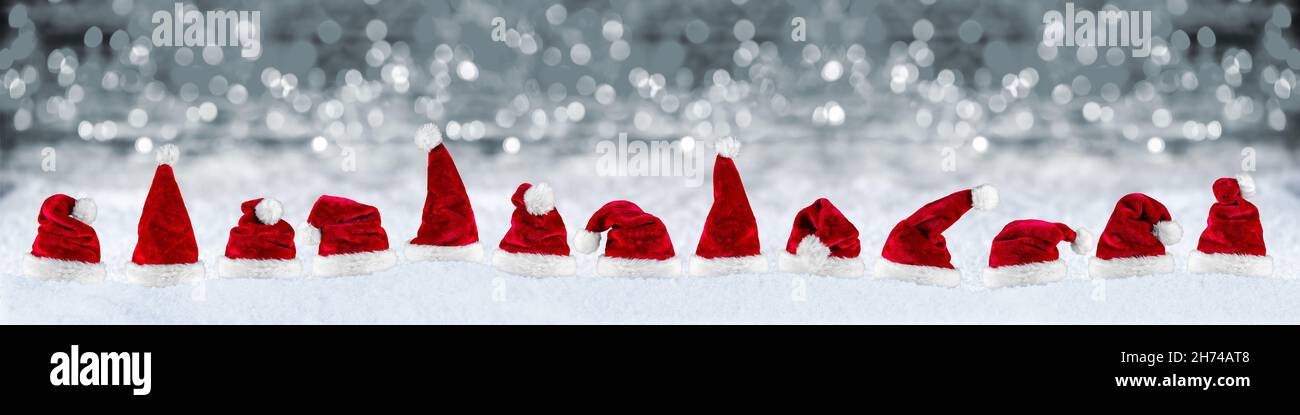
left=2, top=138, right=1298, bottom=323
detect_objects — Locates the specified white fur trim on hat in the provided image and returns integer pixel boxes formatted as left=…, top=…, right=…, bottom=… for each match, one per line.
left=218, top=257, right=302, bottom=279
left=1154, top=221, right=1182, bottom=245
left=777, top=251, right=864, bottom=277
left=1088, top=254, right=1175, bottom=279
left=72, top=198, right=97, bottom=225
left=404, top=241, right=485, bottom=263
left=1071, top=228, right=1095, bottom=255
left=572, top=230, right=602, bottom=254
left=415, top=123, right=443, bottom=150
left=21, top=253, right=105, bottom=283
left=297, top=222, right=321, bottom=246
left=1187, top=250, right=1273, bottom=278
left=490, top=250, right=576, bottom=277
left=311, top=249, right=397, bottom=277
left=121, top=261, right=205, bottom=287
left=687, top=254, right=768, bottom=276
left=1236, top=174, right=1256, bottom=198
left=523, top=183, right=555, bottom=216
left=596, top=256, right=681, bottom=278
left=872, top=257, right=962, bottom=288
left=255, top=198, right=283, bottom=225
left=715, top=136, right=741, bottom=158
left=971, top=184, right=998, bottom=210
left=155, top=143, right=179, bottom=165
left=983, top=260, right=1067, bottom=288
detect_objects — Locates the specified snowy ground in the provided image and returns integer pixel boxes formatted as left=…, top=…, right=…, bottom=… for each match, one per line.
left=2, top=137, right=1299, bottom=323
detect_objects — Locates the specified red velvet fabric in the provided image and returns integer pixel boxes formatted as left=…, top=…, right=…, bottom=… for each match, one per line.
left=988, top=219, right=1077, bottom=268
left=1197, top=177, right=1266, bottom=256
left=498, top=183, right=570, bottom=256
left=1096, top=193, right=1174, bottom=260
left=880, top=189, right=975, bottom=269
left=785, top=198, right=861, bottom=258
left=307, top=195, right=390, bottom=256
left=410, top=144, right=479, bottom=247
left=131, top=164, right=200, bottom=265
left=225, top=198, right=296, bottom=260
left=584, top=200, right=674, bottom=260
left=31, top=194, right=100, bottom=263
left=695, top=155, right=761, bottom=259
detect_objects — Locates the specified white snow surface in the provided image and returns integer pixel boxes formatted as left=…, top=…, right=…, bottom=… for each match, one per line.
left=2, top=139, right=1299, bottom=323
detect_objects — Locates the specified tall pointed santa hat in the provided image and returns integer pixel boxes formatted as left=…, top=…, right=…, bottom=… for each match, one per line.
left=777, top=198, right=864, bottom=277
left=406, top=123, right=484, bottom=263
left=218, top=198, right=301, bottom=278
left=1188, top=174, right=1272, bottom=277
left=573, top=200, right=679, bottom=277
left=22, top=194, right=105, bottom=282
left=873, top=185, right=999, bottom=287
left=983, top=219, right=1094, bottom=288
left=689, top=136, right=767, bottom=276
left=123, top=144, right=204, bottom=287
left=1089, top=193, right=1182, bottom=279
left=492, top=183, right=576, bottom=276
left=299, top=195, right=397, bottom=277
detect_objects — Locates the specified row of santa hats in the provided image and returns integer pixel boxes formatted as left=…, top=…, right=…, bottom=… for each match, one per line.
left=22, top=125, right=1271, bottom=286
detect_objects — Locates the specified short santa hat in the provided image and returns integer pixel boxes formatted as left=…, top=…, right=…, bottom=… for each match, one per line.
left=873, top=185, right=998, bottom=287
left=983, top=219, right=1094, bottom=288
left=1089, top=193, right=1182, bottom=279
left=123, top=144, right=204, bottom=287
left=22, top=194, right=105, bottom=282
left=777, top=198, right=864, bottom=277
left=573, top=200, right=679, bottom=277
left=406, top=123, right=484, bottom=263
left=1188, top=174, right=1272, bottom=277
left=689, top=137, right=767, bottom=276
left=491, top=183, right=576, bottom=276
left=218, top=198, right=302, bottom=278
left=299, top=195, right=397, bottom=277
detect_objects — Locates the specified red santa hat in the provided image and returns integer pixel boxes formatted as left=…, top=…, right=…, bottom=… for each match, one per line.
left=491, top=183, right=576, bottom=276
left=406, top=123, right=484, bottom=263
left=777, top=198, right=864, bottom=277
left=983, top=219, right=1094, bottom=288
left=1187, top=174, right=1272, bottom=277
left=123, top=144, right=204, bottom=287
left=22, top=194, right=105, bottom=282
left=298, top=195, right=397, bottom=277
left=218, top=198, right=302, bottom=278
left=688, top=137, right=768, bottom=276
left=1089, top=193, right=1182, bottom=279
left=573, top=200, right=679, bottom=277
left=873, top=185, right=999, bottom=287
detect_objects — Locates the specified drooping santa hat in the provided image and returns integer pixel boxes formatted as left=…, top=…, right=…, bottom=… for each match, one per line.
left=299, top=195, right=397, bottom=277
left=123, top=144, right=204, bottom=287
left=491, top=183, right=576, bottom=276
left=873, top=185, right=998, bottom=287
left=1188, top=174, right=1272, bottom=277
left=573, top=200, right=678, bottom=277
left=777, top=198, right=864, bottom=277
left=983, top=219, right=1094, bottom=288
left=22, top=194, right=105, bottom=282
left=218, top=198, right=301, bottom=278
left=1089, top=193, right=1182, bottom=279
left=689, top=137, right=767, bottom=276
left=406, top=123, right=484, bottom=263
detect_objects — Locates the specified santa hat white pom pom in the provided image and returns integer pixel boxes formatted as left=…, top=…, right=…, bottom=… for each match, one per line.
left=415, top=123, right=443, bottom=150
left=971, top=184, right=999, bottom=210
left=72, top=198, right=97, bottom=224
left=1236, top=174, right=1256, bottom=198
left=795, top=235, right=831, bottom=270
left=254, top=198, right=284, bottom=225
left=523, top=183, right=555, bottom=216
left=1154, top=221, right=1182, bottom=245
left=715, top=136, right=741, bottom=158
left=155, top=144, right=179, bottom=165
left=297, top=222, right=321, bottom=245
left=573, top=230, right=602, bottom=254
left=1071, top=228, right=1095, bottom=255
